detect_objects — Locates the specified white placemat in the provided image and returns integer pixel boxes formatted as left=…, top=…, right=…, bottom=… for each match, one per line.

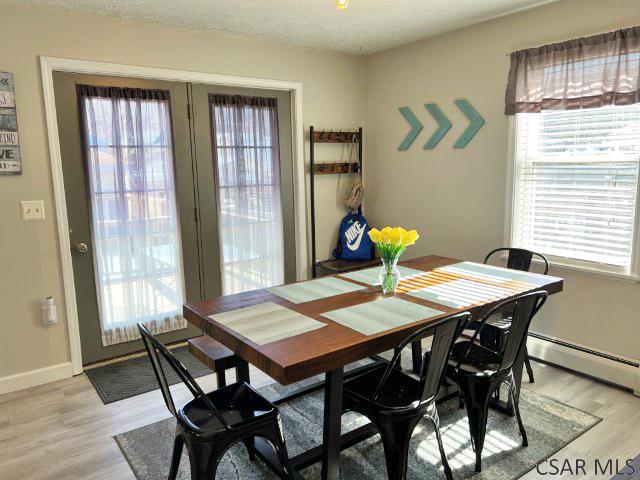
left=208, top=302, right=326, bottom=345
left=439, top=261, right=553, bottom=286
left=406, top=278, right=515, bottom=308
left=267, top=277, right=365, bottom=304
left=339, top=266, right=425, bottom=286
left=321, top=297, right=444, bottom=336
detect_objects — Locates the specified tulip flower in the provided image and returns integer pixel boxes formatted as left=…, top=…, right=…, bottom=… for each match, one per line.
left=402, top=229, right=419, bottom=246
left=380, top=226, right=393, bottom=244
left=390, top=228, right=403, bottom=246
left=368, top=228, right=382, bottom=243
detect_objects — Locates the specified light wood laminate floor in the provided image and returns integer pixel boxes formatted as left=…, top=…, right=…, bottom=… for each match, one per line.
left=0, top=360, right=638, bottom=479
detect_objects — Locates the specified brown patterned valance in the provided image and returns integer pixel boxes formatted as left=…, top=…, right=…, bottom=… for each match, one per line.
left=505, top=26, right=640, bottom=115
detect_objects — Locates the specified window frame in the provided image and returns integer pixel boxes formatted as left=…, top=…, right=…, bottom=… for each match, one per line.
left=504, top=115, right=640, bottom=283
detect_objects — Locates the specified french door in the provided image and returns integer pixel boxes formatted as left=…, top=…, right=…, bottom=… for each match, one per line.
left=190, top=84, right=297, bottom=297
left=53, top=73, right=295, bottom=365
left=54, top=73, right=202, bottom=364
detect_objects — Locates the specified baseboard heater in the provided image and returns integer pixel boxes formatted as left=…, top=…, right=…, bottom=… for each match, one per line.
left=460, top=330, right=638, bottom=391
left=527, top=332, right=640, bottom=368
left=527, top=332, right=639, bottom=392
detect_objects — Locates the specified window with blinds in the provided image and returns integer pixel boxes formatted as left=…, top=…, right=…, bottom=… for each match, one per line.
left=511, top=104, right=640, bottom=273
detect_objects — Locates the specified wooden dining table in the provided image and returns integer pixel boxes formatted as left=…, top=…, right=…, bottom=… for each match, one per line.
left=184, top=254, right=563, bottom=480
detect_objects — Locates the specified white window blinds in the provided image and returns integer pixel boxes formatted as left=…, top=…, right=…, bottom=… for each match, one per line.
left=512, top=104, right=640, bottom=272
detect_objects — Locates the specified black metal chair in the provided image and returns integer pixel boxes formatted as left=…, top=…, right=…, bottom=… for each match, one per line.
left=485, top=247, right=549, bottom=274
left=447, top=290, right=548, bottom=473
left=342, top=311, right=472, bottom=480
left=137, top=323, right=292, bottom=480
left=479, top=247, right=549, bottom=383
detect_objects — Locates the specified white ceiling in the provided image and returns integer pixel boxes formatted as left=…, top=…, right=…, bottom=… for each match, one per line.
left=14, top=0, right=558, bottom=54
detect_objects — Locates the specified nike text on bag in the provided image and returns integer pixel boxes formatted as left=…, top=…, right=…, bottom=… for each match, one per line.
left=333, top=213, right=375, bottom=261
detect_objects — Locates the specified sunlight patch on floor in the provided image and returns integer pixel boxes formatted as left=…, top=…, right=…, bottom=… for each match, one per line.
left=413, top=416, right=520, bottom=470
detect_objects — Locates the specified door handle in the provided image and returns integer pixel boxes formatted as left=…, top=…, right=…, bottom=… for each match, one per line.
left=73, top=242, right=89, bottom=254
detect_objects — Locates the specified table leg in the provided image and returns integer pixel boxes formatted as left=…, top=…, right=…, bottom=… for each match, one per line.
left=321, top=367, right=344, bottom=480
left=248, top=361, right=384, bottom=479
left=236, top=358, right=250, bottom=384
left=235, top=359, right=256, bottom=460
left=392, top=347, right=402, bottom=370
left=411, top=341, right=423, bottom=374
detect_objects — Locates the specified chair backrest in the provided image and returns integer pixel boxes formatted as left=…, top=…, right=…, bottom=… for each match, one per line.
left=137, top=323, right=231, bottom=430
left=372, top=311, right=471, bottom=407
left=457, top=291, right=547, bottom=374
left=484, top=247, right=549, bottom=275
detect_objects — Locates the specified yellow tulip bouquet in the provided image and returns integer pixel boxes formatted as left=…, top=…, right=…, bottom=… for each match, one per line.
left=368, top=227, right=419, bottom=294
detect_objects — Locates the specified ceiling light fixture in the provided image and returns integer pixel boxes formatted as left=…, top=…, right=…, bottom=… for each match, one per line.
left=336, top=0, right=348, bottom=10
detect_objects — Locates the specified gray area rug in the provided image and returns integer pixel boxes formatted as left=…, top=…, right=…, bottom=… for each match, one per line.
left=86, top=346, right=212, bottom=404
left=612, top=454, right=640, bottom=479
left=115, top=363, right=600, bottom=479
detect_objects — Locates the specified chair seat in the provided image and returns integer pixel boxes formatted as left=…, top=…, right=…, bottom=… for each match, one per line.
left=179, top=381, right=276, bottom=434
left=448, top=341, right=502, bottom=376
left=343, top=363, right=423, bottom=410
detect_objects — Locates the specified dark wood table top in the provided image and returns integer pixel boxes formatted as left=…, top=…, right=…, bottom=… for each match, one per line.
left=184, top=255, right=563, bottom=385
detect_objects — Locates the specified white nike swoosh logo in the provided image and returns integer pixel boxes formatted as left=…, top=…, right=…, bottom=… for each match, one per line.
left=347, top=226, right=366, bottom=251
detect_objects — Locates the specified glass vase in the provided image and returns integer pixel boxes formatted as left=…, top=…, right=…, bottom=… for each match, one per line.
left=379, top=257, right=400, bottom=295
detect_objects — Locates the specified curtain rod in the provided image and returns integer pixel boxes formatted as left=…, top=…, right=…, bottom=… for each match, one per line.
left=504, top=25, right=640, bottom=58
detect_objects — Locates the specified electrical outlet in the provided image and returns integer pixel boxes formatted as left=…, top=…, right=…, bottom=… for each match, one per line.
left=21, top=200, right=45, bottom=220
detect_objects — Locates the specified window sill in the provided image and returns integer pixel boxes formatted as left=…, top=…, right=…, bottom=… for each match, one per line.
left=536, top=257, right=640, bottom=284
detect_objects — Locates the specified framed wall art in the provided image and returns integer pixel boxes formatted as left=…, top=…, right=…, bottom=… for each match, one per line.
left=0, top=72, right=21, bottom=175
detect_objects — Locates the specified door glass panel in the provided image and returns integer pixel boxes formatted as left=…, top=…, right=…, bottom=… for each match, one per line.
left=79, top=86, right=186, bottom=346
left=210, top=94, right=285, bottom=294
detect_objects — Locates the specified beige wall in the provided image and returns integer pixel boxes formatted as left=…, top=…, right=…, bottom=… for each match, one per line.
left=0, top=3, right=365, bottom=378
left=364, top=0, right=640, bottom=363
left=2, top=0, right=639, bottom=388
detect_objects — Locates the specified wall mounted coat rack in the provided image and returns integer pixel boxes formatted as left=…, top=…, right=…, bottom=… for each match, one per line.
left=313, top=162, right=360, bottom=175
left=309, top=127, right=367, bottom=278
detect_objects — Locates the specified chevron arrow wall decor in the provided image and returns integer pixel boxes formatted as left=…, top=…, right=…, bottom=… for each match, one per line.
left=452, top=99, right=485, bottom=149
left=423, top=103, right=452, bottom=150
left=397, top=99, right=484, bottom=150
left=398, top=106, right=423, bottom=151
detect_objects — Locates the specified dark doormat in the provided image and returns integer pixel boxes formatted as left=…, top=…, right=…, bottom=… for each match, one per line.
left=115, top=381, right=601, bottom=480
left=85, top=346, right=212, bottom=404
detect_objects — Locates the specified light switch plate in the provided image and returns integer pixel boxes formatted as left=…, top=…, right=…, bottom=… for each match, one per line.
left=21, top=200, right=45, bottom=220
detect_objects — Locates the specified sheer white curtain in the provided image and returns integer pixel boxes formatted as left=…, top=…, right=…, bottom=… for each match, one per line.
left=78, top=85, right=186, bottom=346
left=210, top=94, right=285, bottom=295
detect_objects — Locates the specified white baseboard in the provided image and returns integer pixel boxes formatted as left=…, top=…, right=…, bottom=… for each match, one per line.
left=527, top=336, right=640, bottom=394
left=0, top=362, right=73, bottom=395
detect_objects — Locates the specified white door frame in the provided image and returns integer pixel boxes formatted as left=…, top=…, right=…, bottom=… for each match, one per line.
left=40, top=56, right=308, bottom=375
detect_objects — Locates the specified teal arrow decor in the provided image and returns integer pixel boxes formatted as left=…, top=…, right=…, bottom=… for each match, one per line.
left=423, top=103, right=452, bottom=150
left=398, top=107, right=423, bottom=151
left=453, top=99, right=485, bottom=148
